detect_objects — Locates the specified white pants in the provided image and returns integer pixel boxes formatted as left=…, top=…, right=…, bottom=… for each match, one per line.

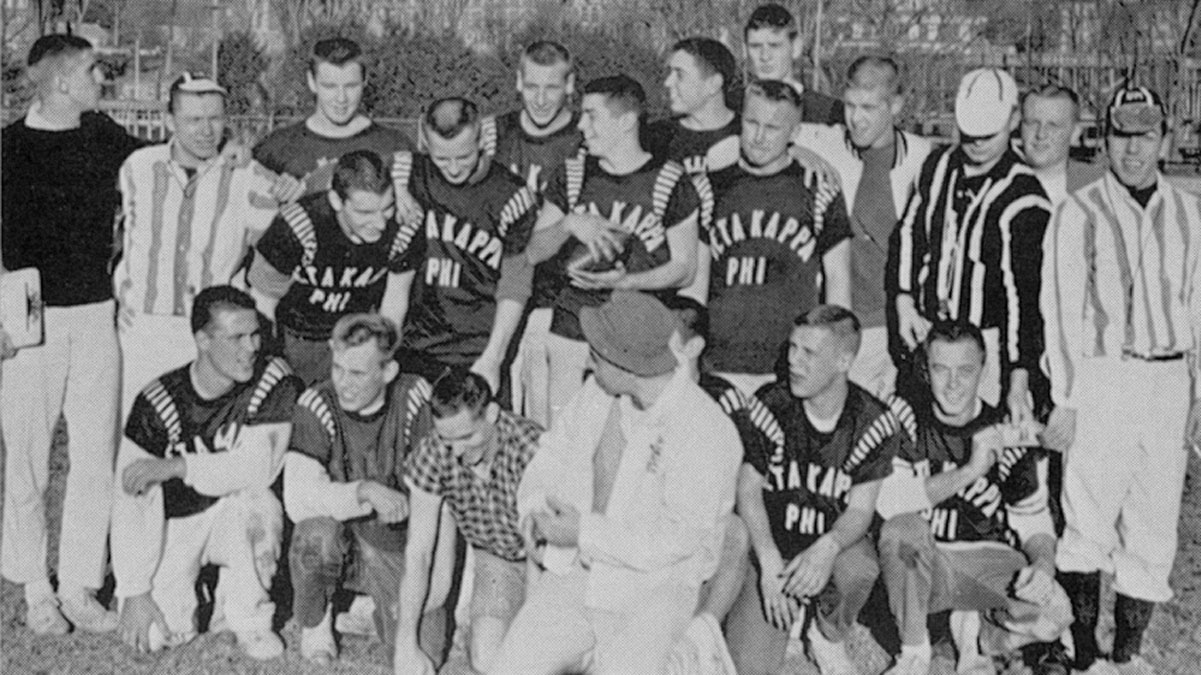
left=510, top=307, right=553, bottom=428
left=1056, top=358, right=1190, bottom=602
left=1, top=301, right=119, bottom=590
left=144, top=491, right=282, bottom=636
left=848, top=325, right=897, bottom=401
left=545, top=332, right=591, bottom=426
left=119, top=314, right=195, bottom=420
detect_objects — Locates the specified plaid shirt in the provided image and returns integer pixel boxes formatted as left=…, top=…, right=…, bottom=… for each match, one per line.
left=407, top=409, right=542, bottom=562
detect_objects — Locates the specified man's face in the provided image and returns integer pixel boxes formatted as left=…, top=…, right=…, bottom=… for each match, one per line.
left=1107, top=127, right=1166, bottom=191
left=433, top=407, right=496, bottom=466
left=65, top=50, right=103, bottom=110
left=844, top=85, right=899, bottom=150
left=307, top=61, right=365, bottom=127
left=428, top=126, right=482, bottom=185
left=741, top=94, right=797, bottom=168
left=518, top=59, right=573, bottom=127
left=578, top=93, right=627, bottom=158
left=330, top=340, right=394, bottom=413
left=959, top=112, right=1014, bottom=169
left=926, top=338, right=984, bottom=421
left=1021, top=95, right=1076, bottom=170
left=787, top=325, right=846, bottom=399
left=168, top=93, right=225, bottom=163
left=744, top=28, right=798, bottom=81
left=665, top=50, right=715, bottom=117
left=199, top=307, right=261, bottom=384
left=331, top=188, right=395, bottom=243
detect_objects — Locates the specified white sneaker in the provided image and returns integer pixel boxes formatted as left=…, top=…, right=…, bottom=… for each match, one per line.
left=25, top=595, right=69, bottom=636
left=59, top=592, right=118, bottom=633
left=237, top=630, right=284, bottom=660
left=300, top=624, right=337, bottom=664
left=885, top=651, right=933, bottom=675
left=666, top=613, right=736, bottom=675
left=807, top=620, right=856, bottom=675
left=335, top=593, right=377, bottom=637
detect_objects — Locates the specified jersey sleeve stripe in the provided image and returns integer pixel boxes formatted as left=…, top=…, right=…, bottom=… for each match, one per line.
left=281, top=202, right=318, bottom=267
left=143, top=380, right=184, bottom=447
left=498, top=186, right=537, bottom=238
left=248, top=357, right=293, bottom=417
left=651, top=161, right=686, bottom=218
left=565, top=156, right=586, bottom=211
left=843, top=411, right=897, bottom=474
left=298, top=387, right=337, bottom=439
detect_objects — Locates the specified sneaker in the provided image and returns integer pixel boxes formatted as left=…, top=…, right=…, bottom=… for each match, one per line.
left=807, top=621, right=856, bottom=675
left=59, top=592, right=118, bottom=633
left=237, top=630, right=284, bottom=661
left=147, top=621, right=194, bottom=652
left=885, top=651, right=933, bottom=675
left=1113, top=656, right=1156, bottom=675
left=300, top=624, right=337, bottom=665
left=666, top=613, right=736, bottom=675
left=335, top=594, right=377, bottom=637
left=25, top=595, right=69, bottom=636
left=1023, top=641, right=1071, bottom=675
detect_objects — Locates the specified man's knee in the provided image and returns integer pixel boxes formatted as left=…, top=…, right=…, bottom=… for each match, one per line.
left=879, top=513, right=933, bottom=561
left=721, top=513, right=750, bottom=560
left=290, top=518, right=343, bottom=575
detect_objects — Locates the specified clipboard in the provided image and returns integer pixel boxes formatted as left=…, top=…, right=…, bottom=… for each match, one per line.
left=1, top=268, right=44, bottom=349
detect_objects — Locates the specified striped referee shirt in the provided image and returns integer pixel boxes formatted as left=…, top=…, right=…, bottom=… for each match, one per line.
left=887, top=147, right=1051, bottom=374
left=114, top=142, right=281, bottom=317
left=1041, top=171, right=1201, bottom=407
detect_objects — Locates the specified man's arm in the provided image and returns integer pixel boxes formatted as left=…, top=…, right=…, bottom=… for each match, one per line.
left=1039, top=200, right=1088, bottom=449
left=887, top=167, right=933, bottom=351
left=379, top=270, right=414, bottom=333
left=569, top=211, right=700, bottom=292
left=394, top=483, right=456, bottom=674
left=782, top=478, right=883, bottom=598
left=283, top=452, right=373, bottom=523
left=181, top=421, right=291, bottom=496
left=472, top=297, right=525, bottom=394
left=822, top=239, right=852, bottom=309
left=1001, top=191, right=1052, bottom=423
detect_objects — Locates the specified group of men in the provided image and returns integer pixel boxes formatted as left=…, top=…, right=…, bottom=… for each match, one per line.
left=2, top=2, right=1199, bottom=675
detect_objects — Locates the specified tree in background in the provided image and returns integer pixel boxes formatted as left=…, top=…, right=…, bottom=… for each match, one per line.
left=218, top=30, right=268, bottom=115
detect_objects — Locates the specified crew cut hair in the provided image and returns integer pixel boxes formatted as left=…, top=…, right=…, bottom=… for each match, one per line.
left=191, top=285, right=256, bottom=334
left=330, top=313, right=401, bottom=360
left=746, top=78, right=802, bottom=108
left=847, top=55, right=903, bottom=97
left=1021, top=83, right=1081, bottom=116
left=922, top=319, right=986, bottom=360
left=671, top=37, right=737, bottom=105
left=309, top=37, right=364, bottom=76
left=330, top=150, right=391, bottom=199
left=431, top=368, right=494, bottom=419
left=582, top=75, right=646, bottom=118
left=794, top=304, right=862, bottom=355
left=26, top=34, right=93, bottom=94
left=424, top=96, right=481, bottom=141
left=522, top=40, right=572, bottom=69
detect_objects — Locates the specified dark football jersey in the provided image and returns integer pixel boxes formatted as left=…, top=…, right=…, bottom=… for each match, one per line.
left=644, top=115, right=741, bottom=175
left=748, top=382, right=901, bottom=559
left=124, top=357, right=300, bottom=519
left=545, top=155, right=711, bottom=340
left=290, top=374, right=432, bottom=551
left=705, top=162, right=851, bottom=375
left=900, top=403, right=1043, bottom=547
left=253, top=193, right=407, bottom=340
left=483, top=110, right=584, bottom=309
left=391, top=152, right=538, bottom=367
left=252, top=122, right=414, bottom=197
left=699, top=372, right=775, bottom=464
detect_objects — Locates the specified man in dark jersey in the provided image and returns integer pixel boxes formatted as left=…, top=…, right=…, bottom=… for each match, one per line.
left=481, top=40, right=583, bottom=426
left=645, top=37, right=741, bottom=176
left=283, top=313, right=450, bottom=665
left=876, top=321, right=1070, bottom=675
left=524, top=75, right=708, bottom=422
left=253, top=37, right=413, bottom=198
left=1, top=34, right=144, bottom=636
left=249, top=150, right=408, bottom=385
left=743, top=4, right=844, bottom=125
left=706, top=81, right=852, bottom=398
left=388, top=97, right=539, bottom=391
left=727, top=305, right=901, bottom=675
left=111, top=286, right=301, bottom=660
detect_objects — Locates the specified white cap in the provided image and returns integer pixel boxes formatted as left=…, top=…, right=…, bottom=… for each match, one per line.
left=954, top=68, right=1017, bottom=137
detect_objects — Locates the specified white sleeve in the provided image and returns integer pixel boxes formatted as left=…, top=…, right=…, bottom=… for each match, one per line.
left=111, top=438, right=166, bottom=599
left=283, top=452, right=371, bottom=523
left=183, top=422, right=289, bottom=496
left=876, top=457, right=934, bottom=520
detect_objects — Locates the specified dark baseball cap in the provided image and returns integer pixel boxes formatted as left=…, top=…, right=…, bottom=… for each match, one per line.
left=1107, top=86, right=1166, bottom=135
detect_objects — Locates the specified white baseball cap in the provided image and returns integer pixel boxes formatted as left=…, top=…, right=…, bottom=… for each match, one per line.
left=954, top=68, right=1018, bottom=138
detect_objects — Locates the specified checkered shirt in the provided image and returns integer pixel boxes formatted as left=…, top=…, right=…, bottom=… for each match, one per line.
left=406, top=409, right=542, bottom=562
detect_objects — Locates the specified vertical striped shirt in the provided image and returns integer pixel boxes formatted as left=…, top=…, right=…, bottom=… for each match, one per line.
left=1040, top=171, right=1201, bottom=406
left=114, top=142, right=281, bottom=317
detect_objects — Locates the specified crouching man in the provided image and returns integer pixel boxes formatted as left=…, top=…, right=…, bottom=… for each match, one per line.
left=876, top=321, right=1071, bottom=675
left=112, top=286, right=301, bottom=660
left=284, top=313, right=451, bottom=664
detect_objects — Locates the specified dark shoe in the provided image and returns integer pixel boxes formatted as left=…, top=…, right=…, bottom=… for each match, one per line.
left=1023, top=641, right=1071, bottom=675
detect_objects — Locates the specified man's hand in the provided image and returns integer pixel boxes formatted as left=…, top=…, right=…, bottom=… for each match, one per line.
left=0, top=327, right=17, bottom=360
left=269, top=173, right=305, bottom=204
left=469, top=355, right=502, bottom=395
left=1012, top=563, right=1056, bottom=606
left=967, top=426, right=1002, bottom=478
left=358, top=481, right=410, bottom=524
left=122, top=457, right=185, bottom=496
left=568, top=261, right=627, bottom=290
left=1185, top=399, right=1201, bottom=451
left=394, top=643, right=437, bottom=675
left=117, top=302, right=135, bottom=330
left=220, top=141, right=253, bottom=168
left=790, top=145, right=841, bottom=190
left=1040, top=406, right=1077, bottom=453
left=118, top=593, right=170, bottom=653
left=395, top=187, right=423, bottom=227
left=757, top=554, right=799, bottom=630
left=782, top=536, right=839, bottom=599
left=1007, top=371, right=1034, bottom=427
left=521, top=514, right=546, bottom=568
left=531, top=496, right=580, bottom=548
left=896, top=295, right=931, bottom=351
left=563, top=214, right=626, bottom=263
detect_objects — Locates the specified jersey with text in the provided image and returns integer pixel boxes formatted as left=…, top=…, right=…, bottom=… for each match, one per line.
left=699, top=372, right=776, bottom=464
left=252, top=122, right=413, bottom=197
left=544, top=155, right=710, bottom=340
left=254, top=193, right=406, bottom=340
left=124, top=357, right=300, bottom=519
left=749, top=382, right=901, bottom=559
left=644, top=115, right=741, bottom=175
left=705, top=163, right=851, bottom=374
left=290, top=374, right=432, bottom=551
left=898, top=403, right=1043, bottom=547
left=391, top=152, right=538, bottom=366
